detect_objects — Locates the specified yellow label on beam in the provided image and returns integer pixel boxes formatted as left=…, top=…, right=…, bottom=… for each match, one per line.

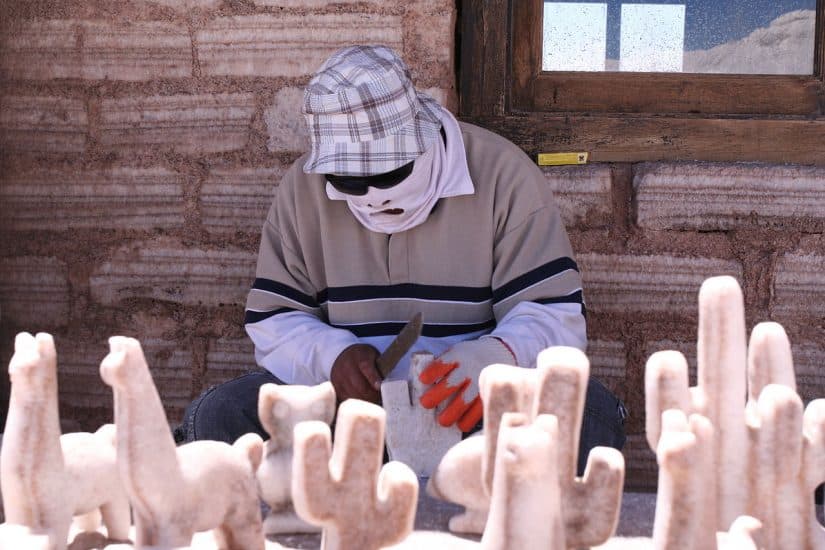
left=537, top=152, right=589, bottom=166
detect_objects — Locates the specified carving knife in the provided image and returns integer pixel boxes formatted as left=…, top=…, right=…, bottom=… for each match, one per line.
left=376, top=312, right=423, bottom=378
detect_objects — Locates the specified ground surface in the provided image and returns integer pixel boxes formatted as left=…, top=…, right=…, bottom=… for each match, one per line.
left=51, top=485, right=825, bottom=549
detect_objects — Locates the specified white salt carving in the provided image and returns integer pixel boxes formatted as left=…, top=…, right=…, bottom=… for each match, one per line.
left=652, top=409, right=767, bottom=549
left=651, top=409, right=716, bottom=548
left=387, top=414, right=569, bottom=550
left=425, top=434, right=488, bottom=533
left=1, top=332, right=130, bottom=549
left=1, top=274, right=820, bottom=549
left=257, top=381, right=336, bottom=535
left=101, top=530, right=290, bottom=549
left=481, top=412, right=565, bottom=549
left=395, top=408, right=615, bottom=550
left=381, top=352, right=462, bottom=477
left=428, top=348, right=625, bottom=548
left=0, top=523, right=50, bottom=549
left=99, top=336, right=265, bottom=550
left=717, top=516, right=766, bottom=549
left=292, top=399, right=418, bottom=550
left=646, top=275, right=825, bottom=549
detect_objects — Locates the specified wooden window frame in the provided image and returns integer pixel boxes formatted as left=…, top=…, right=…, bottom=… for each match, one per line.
left=460, top=0, right=825, bottom=164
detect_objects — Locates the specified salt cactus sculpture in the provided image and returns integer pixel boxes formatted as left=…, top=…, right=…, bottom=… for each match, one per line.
left=381, top=352, right=462, bottom=477
left=292, top=398, right=418, bottom=550
left=99, top=336, right=265, bottom=550
left=1, top=332, right=130, bottom=550
left=646, top=276, right=748, bottom=531
left=646, top=275, right=825, bottom=548
left=429, top=346, right=625, bottom=548
left=651, top=409, right=718, bottom=549
left=652, top=409, right=768, bottom=550
left=747, top=385, right=825, bottom=549
left=481, top=412, right=564, bottom=550
left=256, top=381, right=336, bottom=535
left=512, top=346, right=625, bottom=548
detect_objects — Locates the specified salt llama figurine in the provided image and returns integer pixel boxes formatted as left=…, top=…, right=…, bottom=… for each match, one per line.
left=428, top=346, right=625, bottom=549
left=256, top=380, right=336, bottom=534
left=99, top=336, right=265, bottom=550
left=1, top=332, right=130, bottom=549
left=646, top=275, right=825, bottom=549
left=292, top=398, right=418, bottom=550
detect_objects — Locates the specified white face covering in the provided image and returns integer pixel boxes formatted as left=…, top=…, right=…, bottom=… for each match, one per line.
left=325, top=107, right=475, bottom=234
left=326, top=143, right=439, bottom=234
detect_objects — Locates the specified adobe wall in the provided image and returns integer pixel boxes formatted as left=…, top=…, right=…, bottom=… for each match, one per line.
left=0, top=0, right=822, bottom=490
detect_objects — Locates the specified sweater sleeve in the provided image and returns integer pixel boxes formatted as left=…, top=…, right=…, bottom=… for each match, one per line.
left=488, top=301, right=586, bottom=368
left=244, top=191, right=358, bottom=384
left=246, top=309, right=358, bottom=384
left=486, top=157, right=587, bottom=367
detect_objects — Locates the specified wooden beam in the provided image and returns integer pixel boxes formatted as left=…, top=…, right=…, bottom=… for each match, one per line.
left=463, top=114, right=825, bottom=165
left=459, top=0, right=508, bottom=117
left=530, top=74, right=822, bottom=116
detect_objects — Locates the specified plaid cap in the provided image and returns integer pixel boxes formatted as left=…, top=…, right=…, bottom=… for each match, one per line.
left=302, top=45, right=443, bottom=176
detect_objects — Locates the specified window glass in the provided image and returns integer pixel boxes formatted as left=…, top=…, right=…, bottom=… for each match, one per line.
left=542, top=0, right=817, bottom=74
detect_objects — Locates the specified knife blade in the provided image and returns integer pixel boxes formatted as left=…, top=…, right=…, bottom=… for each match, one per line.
left=376, top=312, right=423, bottom=378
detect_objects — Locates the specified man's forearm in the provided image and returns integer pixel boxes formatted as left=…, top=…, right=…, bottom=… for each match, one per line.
left=245, top=310, right=359, bottom=384
left=487, top=301, right=587, bottom=368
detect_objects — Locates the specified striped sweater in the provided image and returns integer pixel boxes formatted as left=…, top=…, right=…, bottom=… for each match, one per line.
left=245, top=122, right=586, bottom=385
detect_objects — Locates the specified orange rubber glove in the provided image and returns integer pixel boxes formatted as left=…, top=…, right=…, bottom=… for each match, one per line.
left=418, top=337, right=516, bottom=432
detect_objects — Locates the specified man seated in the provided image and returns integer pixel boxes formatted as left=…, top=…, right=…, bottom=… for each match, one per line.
left=176, top=45, right=626, bottom=467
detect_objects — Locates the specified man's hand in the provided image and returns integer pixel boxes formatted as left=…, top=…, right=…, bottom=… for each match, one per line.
left=330, top=344, right=382, bottom=404
left=418, top=337, right=516, bottom=432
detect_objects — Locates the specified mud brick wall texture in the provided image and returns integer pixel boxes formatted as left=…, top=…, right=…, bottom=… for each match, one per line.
left=0, top=1, right=823, bottom=491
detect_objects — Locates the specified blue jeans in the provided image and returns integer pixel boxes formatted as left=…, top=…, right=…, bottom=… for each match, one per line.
left=174, top=369, right=282, bottom=445
left=174, top=370, right=626, bottom=476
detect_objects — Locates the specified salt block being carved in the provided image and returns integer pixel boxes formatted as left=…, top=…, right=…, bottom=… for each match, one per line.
left=99, top=336, right=265, bottom=550
left=257, top=381, right=336, bottom=535
left=481, top=412, right=564, bottom=550
left=651, top=409, right=767, bottom=550
left=646, top=275, right=825, bottom=548
left=382, top=352, right=462, bottom=477
left=292, top=399, right=418, bottom=550
left=1, top=332, right=130, bottom=550
left=429, top=347, right=625, bottom=548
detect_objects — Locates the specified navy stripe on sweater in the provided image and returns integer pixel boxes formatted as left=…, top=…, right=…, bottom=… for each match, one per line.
left=318, top=283, right=492, bottom=304
left=492, top=257, right=579, bottom=304
left=244, top=307, right=295, bottom=324
left=536, top=290, right=587, bottom=318
left=332, top=319, right=496, bottom=338
left=251, top=278, right=319, bottom=308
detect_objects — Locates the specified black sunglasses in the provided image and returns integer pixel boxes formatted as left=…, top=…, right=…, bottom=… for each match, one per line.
left=325, top=161, right=414, bottom=196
